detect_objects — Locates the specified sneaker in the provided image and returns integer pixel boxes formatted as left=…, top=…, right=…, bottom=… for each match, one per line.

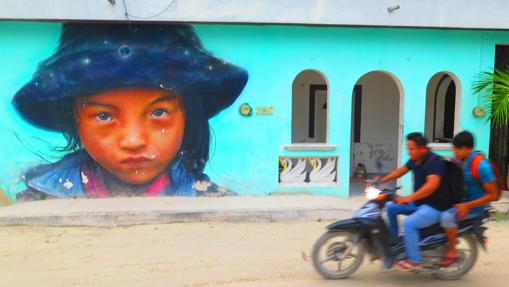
left=395, top=259, right=422, bottom=271
left=437, top=256, right=459, bottom=267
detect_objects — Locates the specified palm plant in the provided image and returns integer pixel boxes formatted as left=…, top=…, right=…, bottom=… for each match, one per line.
left=473, top=68, right=509, bottom=127
left=473, top=68, right=509, bottom=189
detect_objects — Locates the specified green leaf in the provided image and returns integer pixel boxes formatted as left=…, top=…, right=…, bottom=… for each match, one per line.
left=473, top=68, right=509, bottom=128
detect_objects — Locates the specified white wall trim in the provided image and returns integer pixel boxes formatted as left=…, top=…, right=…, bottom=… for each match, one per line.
left=1, top=0, right=509, bottom=30
left=428, top=143, right=453, bottom=150
left=282, top=144, right=336, bottom=151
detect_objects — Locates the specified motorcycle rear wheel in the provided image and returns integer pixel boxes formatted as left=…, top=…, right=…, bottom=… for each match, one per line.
left=311, top=231, right=365, bottom=279
left=433, top=234, right=478, bottom=280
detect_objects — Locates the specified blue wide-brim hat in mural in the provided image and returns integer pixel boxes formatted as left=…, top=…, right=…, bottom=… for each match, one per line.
left=13, top=23, right=248, bottom=131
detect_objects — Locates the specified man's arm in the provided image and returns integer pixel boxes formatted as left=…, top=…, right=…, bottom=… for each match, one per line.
left=378, top=166, right=409, bottom=183
left=464, top=181, right=498, bottom=208
left=455, top=159, right=499, bottom=219
left=455, top=181, right=498, bottom=219
left=395, top=174, right=441, bottom=204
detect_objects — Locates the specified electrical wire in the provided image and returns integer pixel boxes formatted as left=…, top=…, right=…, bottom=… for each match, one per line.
left=122, top=0, right=177, bottom=20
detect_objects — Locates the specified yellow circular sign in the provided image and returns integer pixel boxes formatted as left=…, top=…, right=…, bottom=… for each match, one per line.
left=239, top=103, right=252, bottom=117
left=473, top=106, right=485, bottom=118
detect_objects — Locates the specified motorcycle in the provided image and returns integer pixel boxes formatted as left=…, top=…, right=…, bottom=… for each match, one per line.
left=311, top=183, right=490, bottom=280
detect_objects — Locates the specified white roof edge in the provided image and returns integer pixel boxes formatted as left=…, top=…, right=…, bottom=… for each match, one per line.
left=1, top=0, right=509, bottom=30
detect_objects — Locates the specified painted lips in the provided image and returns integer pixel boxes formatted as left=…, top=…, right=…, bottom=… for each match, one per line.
left=121, top=156, right=151, bottom=166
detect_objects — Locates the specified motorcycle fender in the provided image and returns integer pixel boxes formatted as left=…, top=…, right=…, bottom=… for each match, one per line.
left=326, top=219, right=372, bottom=240
left=473, top=227, right=488, bottom=252
left=326, top=218, right=364, bottom=231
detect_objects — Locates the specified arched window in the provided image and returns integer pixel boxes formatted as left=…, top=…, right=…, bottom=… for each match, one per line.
left=425, top=72, right=461, bottom=143
left=291, top=70, right=328, bottom=143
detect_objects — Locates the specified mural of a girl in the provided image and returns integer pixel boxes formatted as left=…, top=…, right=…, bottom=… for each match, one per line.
left=12, top=23, right=248, bottom=200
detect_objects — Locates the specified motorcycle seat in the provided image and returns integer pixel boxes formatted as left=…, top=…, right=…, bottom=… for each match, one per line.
left=418, top=212, right=489, bottom=238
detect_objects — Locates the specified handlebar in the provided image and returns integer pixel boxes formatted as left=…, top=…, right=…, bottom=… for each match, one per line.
left=380, top=186, right=401, bottom=193
left=365, top=179, right=400, bottom=190
left=365, top=179, right=401, bottom=192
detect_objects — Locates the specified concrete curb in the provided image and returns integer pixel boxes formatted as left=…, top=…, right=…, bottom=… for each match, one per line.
left=0, top=208, right=355, bottom=227
left=3, top=194, right=504, bottom=227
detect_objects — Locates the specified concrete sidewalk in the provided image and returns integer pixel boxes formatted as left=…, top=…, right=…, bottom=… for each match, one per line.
left=493, top=193, right=509, bottom=212
left=0, top=195, right=366, bottom=227
left=0, top=193, right=507, bottom=227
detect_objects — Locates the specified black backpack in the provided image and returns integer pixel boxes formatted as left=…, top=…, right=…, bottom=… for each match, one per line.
left=442, top=159, right=465, bottom=204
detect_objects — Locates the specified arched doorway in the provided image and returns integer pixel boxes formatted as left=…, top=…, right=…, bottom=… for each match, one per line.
left=350, top=71, right=403, bottom=196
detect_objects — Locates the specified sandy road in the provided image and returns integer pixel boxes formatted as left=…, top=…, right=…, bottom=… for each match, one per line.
left=0, top=221, right=508, bottom=287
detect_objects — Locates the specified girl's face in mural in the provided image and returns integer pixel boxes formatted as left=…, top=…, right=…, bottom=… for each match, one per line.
left=76, top=89, right=185, bottom=185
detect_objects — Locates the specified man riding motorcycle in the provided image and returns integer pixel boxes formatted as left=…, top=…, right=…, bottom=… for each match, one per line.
left=439, top=131, right=498, bottom=266
left=375, top=132, right=451, bottom=270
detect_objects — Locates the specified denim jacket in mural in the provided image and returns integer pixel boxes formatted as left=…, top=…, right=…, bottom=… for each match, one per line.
left=17, top=150, right=235, bottom=201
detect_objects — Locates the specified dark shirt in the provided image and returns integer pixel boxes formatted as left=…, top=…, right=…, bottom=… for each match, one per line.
left=405, top=152, right=449, bottom=211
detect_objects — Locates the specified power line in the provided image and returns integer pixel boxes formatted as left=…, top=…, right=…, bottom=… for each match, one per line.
left=122, top=0, right=177, bottom=20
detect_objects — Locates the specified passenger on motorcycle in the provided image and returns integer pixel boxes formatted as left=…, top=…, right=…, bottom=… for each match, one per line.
left=375, top=132, right=451, bottom=270
left=439, top=131, right=498, bottom=266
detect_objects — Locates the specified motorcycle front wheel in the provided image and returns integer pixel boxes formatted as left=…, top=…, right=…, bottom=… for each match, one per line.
left=311, top=230, right=364, bottom=279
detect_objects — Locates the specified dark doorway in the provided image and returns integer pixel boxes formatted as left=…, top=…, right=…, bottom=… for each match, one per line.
left=489, top=45, right=509, bottom=183
left=443, top=81, right=456, bottom=141
left=352, top=85, right=362, bottom=143
left=308, top=84, right=327, bottom=141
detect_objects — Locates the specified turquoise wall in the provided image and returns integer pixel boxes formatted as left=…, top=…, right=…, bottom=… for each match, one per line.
left=1, top=22, right=509, bottom=201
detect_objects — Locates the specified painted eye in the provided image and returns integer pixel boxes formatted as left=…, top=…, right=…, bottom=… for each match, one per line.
left=151, top=109, right=168, bottom=117
left=95, top=112, right=113, bottom=122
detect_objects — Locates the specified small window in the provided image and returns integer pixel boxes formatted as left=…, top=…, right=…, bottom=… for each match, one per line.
left=292, top=70, right=328, bottom=143
left=425, top=73, right=460, bottom=143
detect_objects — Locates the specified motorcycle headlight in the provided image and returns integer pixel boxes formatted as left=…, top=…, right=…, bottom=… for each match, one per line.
left=365, top=186, right=382, bottom=200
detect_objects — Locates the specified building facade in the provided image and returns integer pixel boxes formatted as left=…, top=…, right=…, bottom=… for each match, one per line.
left=1, top=1, right=509, bottom=201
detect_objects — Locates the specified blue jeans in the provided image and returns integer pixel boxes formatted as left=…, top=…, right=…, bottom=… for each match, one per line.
left=440, top=206, right=485, bottom=228
left=386, top=202, right=442, bottom=263
left=387, top=202, right=417, bottom=237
